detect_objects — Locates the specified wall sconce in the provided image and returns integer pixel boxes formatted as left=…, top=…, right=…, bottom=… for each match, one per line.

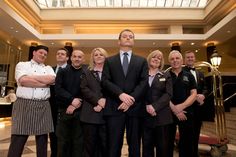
left=210, top=50, right=222, bottom=68
left=65, top=42, right=72, bottom=47
left=64, top=42, right=73, bottom=65
left=31, top=42, right=38, bottom=47
left=171, top=42, right=181, bottom=52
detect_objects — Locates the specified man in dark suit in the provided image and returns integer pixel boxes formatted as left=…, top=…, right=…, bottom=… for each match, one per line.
left=184, top=50, right=207, bottom=157
left=49, top=48, right=69, bottom=157
left=102, top=29, right=148, bottom=157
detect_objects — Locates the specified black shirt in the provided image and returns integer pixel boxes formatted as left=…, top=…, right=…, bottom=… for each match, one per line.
left=170, top=70, right=197, bottom=113
left=55, top=65, right=84, bottom=110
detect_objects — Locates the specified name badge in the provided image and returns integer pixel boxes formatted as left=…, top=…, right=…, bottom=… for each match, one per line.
left=159, top=78, right=166, bottom=82
left=183, top=76, right=189, bottom=82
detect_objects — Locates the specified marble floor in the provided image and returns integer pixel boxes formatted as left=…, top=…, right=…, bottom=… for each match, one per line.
left=0, top=118, right=236, bottom=157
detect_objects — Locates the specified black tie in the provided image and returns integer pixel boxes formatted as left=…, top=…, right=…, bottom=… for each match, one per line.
left=56, top=66, right=62, bottom=74
left=94, top=71, right=101, bottom=81
left=189, top=67, right=195, bottom=71
left=123, top=52, right=129, bottom=76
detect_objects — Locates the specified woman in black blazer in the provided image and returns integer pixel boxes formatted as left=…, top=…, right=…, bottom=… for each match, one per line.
left=80, top=47, right=108, bottom=157
left=142, top=50, right=173, bottom=157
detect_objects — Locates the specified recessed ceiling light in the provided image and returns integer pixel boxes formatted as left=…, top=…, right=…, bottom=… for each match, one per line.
left=15, top=30, right=18, bottom=33
left=152, top=42, right=156, bottom=45
left=195, top=49, right=198, bottom=52
left=191, top=42, right=195, bottom=45
left=227, top=30, right=231, bottom=33
left=51, top=42, right=55, bottom=45
left=10, top=27, right=14, bottom=30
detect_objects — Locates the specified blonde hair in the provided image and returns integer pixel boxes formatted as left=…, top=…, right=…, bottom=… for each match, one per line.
left=147, top=50, right=164, bottom=70
left=89, top=47, right=108, bottom=70
left=168, top=50, right=183, bottom=61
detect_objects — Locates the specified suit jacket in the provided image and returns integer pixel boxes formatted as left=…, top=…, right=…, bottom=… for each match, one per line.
left=49, top=65, right=69, bottom=108
left=183, top=66, right=207, bottom=99
left=144, top=72, right=173, bottom=128
left=80, top=69, right=105, bottom=124
left=102, top=53, right=148, bottom=116
left=49, top=66, right=58, bottom=118
left=183, top=66, right=208, bottom=119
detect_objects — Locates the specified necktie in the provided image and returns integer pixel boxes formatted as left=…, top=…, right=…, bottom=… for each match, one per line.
left=94, top=71, right=101, bottom=81
left=122, top=52, right=129, bottom=76
left=55, top=66, right=62, bottom=74
left=189, top=67, right=195, bottom=71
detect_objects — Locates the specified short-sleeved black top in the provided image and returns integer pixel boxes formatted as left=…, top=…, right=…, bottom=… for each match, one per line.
left=170, top=70, right=197, bottom=113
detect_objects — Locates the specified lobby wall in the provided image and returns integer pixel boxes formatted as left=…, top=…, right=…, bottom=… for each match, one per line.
left=0, top=35, right=235, bottom=87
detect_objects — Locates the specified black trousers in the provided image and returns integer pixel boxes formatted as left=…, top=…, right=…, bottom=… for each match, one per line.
left=49, top=102, right=58, bottom=157
left=56, top=110, right=83, bottom=157
left=169, top=113, right=195, bottom=157
left=7, top=134, right=48, bottom=157
left=49, top=132, right=57, bottom=157
left=142, top=124, right=172, bottom=157
left=82, top=123, right=107, bottom=157
left=105, top=114, right=142, bottom=157
left=193, top=106, right=203, bottom=157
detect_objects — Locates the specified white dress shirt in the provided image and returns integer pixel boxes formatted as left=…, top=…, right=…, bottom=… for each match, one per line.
left=190, top=69, right=197, bottom=83
left=55, top=63, right=67, bottom=74
left=120, top=50, right=132, bottom=64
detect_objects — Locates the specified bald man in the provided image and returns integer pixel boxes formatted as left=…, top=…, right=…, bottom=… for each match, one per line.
left=168, top=50, right=197, bottom=157
left=55, top=50, right=85, bottom=157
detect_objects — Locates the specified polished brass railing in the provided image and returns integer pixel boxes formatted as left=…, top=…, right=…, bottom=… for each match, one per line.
left=194, top=61, right=227, bottom=144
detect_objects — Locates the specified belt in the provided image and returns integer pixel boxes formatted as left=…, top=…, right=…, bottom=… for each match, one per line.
left=18, top=97, right=49, bottom=101
left=32, top=98, right=49, bottom=101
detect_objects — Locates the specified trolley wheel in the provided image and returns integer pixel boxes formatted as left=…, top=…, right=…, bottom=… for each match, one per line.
left=219, top=144, right=228, bottom=153
left=210, top=146, right=222, bottom=157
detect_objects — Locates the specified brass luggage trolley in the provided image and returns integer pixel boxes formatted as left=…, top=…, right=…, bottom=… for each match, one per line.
left=195, top=61, right=228, bottom=157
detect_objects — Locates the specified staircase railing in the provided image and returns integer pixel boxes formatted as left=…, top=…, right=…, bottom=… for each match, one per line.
left=224, top=92, right=236, bottom=103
